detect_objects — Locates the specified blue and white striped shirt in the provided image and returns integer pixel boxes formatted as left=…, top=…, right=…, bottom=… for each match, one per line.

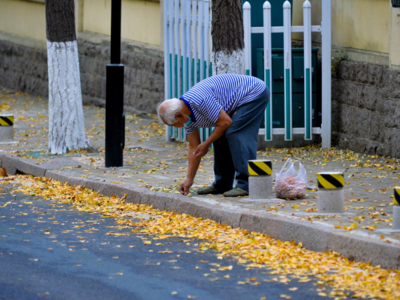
left=180, top=74, right=266, bottom=135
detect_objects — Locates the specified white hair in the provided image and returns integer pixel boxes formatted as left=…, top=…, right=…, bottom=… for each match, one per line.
left=157, top=98, right=183, bottom=125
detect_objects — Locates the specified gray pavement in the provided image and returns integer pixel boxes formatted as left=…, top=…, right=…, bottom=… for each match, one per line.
left=1, top=88, right=400, bottom=269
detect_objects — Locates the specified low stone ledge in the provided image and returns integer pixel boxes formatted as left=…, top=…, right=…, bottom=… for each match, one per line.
left=16, top=158, right=47, bottom=177
left=210, top=207, right=242, bottom=228
left=45, top=170, right=88, bottom=187
left=239, top=212, right=285, bottom=240
left=155, top=192, right=183, bottom=212
left=98, top=182, right=143, bottom=204
left=139, top=190, right=167, bottom=210
left=1, top=153, right=19, bottom=175
left=175, top=198, right=214, bottom=220
left=327, top=231, right=400, bottom=270
left=280, top=219, right=332, bottom=252
left=81, top=179, right=106, bottom=194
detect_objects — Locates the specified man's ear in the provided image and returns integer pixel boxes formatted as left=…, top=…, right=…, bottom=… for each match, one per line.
left=175, top=112, right=184, bottom=120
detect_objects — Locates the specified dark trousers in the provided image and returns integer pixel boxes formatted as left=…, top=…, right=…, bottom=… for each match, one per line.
left=212, top=88, right=269, bottom=192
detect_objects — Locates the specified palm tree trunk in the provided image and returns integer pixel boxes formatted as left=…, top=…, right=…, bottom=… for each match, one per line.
left=211, top=0, right=245, bottom=75
left=46, top=0, right=90, bottom=154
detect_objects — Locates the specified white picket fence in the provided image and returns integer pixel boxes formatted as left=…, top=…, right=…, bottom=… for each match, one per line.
left=163, top=0, right=213, bottom=144
left=163, top=0, right=332, bottom=148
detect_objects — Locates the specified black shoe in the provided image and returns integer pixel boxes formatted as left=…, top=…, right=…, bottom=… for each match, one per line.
left=223, top=187, right=249, bottom=197
left=196, top=185, right=222, bottom=195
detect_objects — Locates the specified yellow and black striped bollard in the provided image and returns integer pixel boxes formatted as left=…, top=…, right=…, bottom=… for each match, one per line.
left=317, top=171, right=345, bottom=213
left=248, top=160, right=272, bottom=199
left=393, top=187, right=400, bottom=229
left=0, top=114, right=14, bottom=144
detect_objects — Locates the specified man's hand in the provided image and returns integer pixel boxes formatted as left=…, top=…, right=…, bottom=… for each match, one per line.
left=193, top=142, right=209, bottom=158
left=179, top=178, right=193, bottom=196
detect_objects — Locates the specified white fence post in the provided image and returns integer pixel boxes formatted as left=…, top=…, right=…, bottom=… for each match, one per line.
left=174, top=0, right=180, bottom=100
left=209, top=2, right=213, bottom=76
left=184, top=0, right=191, bottom=142
left=168, top=0, right=175, bottom=101
left=263, top=1, right=273, bottom=141
left=192, top=0, right=198, bottom=86
left=186, top=0, right=192, bottom=91
left=321, top=0, right=332, bottom=148
left=204, top=0, right=210, bottom=80
left=198, top=0, right=205, bottom=82
left=164, top=0, right=171, bottom=142
left=169, top=0, right=176, bottom=141
left=198, top=0, right=204, bottom=142
left=178, top=0, right=186, bottom=142
left=204, top=0, right=210, bottom=141
left=243, top=1, right=252, bottom=76
left=174, top=0, right=181, bottom=141
left=283, top=1, right=292, bottom=141
left=182, top=0, right=187, bottom=95
left=303, top=0, right=312, bottom=140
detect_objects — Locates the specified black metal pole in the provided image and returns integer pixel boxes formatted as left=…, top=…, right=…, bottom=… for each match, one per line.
left=105, top=0, right=125, bottom=167
left=110, top=0, right=121, bottom=64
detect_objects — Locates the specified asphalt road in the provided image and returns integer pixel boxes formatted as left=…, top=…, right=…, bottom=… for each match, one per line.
left=0, top=185, right=353, bottom=300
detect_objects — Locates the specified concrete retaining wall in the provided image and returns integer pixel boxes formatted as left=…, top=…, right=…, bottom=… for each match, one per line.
left=0, top=32, right=164, bottom=114
left=332, top=60, right=400, bottom=158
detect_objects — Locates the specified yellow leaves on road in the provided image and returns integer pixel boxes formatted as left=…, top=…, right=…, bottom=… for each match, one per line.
left=9, top=175, right=400, bottom=300
left=318, top=292, right=328, bottom=297
left=0, top=168, right=8, bottom=177
left=217, top=265, right=233, bottom=271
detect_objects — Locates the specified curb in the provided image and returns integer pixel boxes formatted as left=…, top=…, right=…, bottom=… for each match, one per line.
left=1, top=152, right=400, bottom=270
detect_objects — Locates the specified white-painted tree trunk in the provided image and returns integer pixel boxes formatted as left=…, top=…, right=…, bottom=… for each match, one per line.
left=47, top=40, right=90, bottom=154
left=211, top=49, right=245, bottom=75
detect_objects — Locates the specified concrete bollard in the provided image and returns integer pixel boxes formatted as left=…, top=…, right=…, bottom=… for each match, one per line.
left=0, top=114, right=14, bottom=144
left=248, top=160, right=272, bottom=199
left=317, top=172, right=345, bottom=213
left=393, top=187, right=400, bottom=230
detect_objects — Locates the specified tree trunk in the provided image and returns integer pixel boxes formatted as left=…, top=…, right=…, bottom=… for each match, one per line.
left=211, top=0, right=245, bottom=75
left=45, top=0, right=90, bottom=154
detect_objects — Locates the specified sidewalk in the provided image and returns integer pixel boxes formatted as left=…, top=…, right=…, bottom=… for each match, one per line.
left=1, top=87, right=400, bottom=270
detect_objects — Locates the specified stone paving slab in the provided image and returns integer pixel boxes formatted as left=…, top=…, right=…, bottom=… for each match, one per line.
left=1, top=88, right=400, bottom=269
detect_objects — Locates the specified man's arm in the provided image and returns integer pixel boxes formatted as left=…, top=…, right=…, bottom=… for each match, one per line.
left=179, top=129, right=201, bottom=195
left=193, top=109, right=232, bottom=157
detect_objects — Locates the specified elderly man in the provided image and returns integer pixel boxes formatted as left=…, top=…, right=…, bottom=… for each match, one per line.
left=158, top=74, right=269, bottom=197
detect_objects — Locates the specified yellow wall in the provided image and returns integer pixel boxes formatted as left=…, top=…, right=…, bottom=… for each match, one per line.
left=389, top=6, right=400, bottom=67
left=293, top=0, right=389, bottom=55
left=0, top=0, right=160, bottom=47
left=83, top=0, right=161, bottom=46
left=0, top=0, right=396, bottom=64
left=0, top=0, right=46, bottom=42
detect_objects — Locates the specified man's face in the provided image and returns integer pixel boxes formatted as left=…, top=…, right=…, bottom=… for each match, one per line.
left=171, top=120, right=184, bottom=128
left=159, top=104, right=184, bottom=128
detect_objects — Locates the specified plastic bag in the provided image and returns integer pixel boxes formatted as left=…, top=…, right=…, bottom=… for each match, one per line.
left=275, top=158, right=307, bottom=200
